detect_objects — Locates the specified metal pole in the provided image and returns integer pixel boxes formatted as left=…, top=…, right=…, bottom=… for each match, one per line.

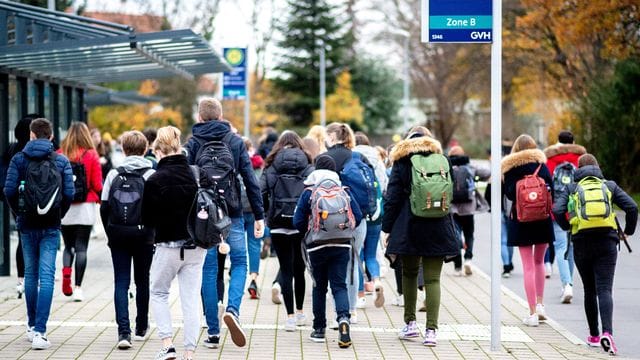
left=244, top=48, right=250, bottom=138
left=319, top=43, right=326, bottom=127
left=403, top=36, right=410, bottom=133
left=490, top=0, right=503, bottom=352
left=47, top=0, right=55, bottom=10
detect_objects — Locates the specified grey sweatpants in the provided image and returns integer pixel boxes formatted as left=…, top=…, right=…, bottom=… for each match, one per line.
left=347, top=221, right=367, bottom=311
left=150, top=246, right=206, bottom=351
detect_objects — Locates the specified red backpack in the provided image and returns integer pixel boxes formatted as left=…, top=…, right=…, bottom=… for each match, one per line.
left=515, top=164, right=552, bottom=222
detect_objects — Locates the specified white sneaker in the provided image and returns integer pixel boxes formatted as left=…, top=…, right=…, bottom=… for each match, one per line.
left=31, top=332, right=51, bottom=350
left=463, top=260, right=473, bottom=275
left=330, top=319, right=339, bottom=330
left=271, top=283, right=282, bottom=305
left=391, top=294, right=404, bottom=307
left=561, top=284, right=573, bottom=304
left=453, top=269, right=464, bottom=277
left=26, top=326, right=34, bottom=342
left=355, top=297, right=366, bottom=309
left=16, top=281, right=24, bottom=299
left=545, top=263, right=552, bottom=278
left=73, top=288, right=84, bottom=302
left=295, top=313, right=306, bottom=326
left=284, top=317, right=296, bottom=332
left=350, top=312, right=358, bottom=325
left=536, top=303, right=547, bottom=321
left=522, top=313, right=539, bottom=327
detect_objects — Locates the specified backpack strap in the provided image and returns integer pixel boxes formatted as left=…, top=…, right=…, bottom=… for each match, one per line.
left=533, top=164, right=542, bottom=176
left=189, top=165, right=201, bottom=188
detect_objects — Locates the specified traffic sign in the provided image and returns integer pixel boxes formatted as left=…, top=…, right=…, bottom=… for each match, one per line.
left=222, top=48, right=247, bottom=100
left=421, top=0, right=492, bottom=43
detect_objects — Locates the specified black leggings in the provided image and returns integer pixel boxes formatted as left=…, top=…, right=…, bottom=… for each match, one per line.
left=271, top=232, right=306, bottom=315
left=61, top=225, right=92, bottom=287
left=452, top=214, right=475, bottom=268
left=16, top=234, right=24, bottom=278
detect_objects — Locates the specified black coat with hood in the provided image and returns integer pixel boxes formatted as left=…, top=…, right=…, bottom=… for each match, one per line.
left=501, top=148, right=555, bottom=247
left=382, top=136, right=459, bottom=259
left=260, top=147, right=313, bottom=230
left=325, top=144, right=352, bottom=172
left=552, top=165, right=638, bottom=241
left=184, top=120, right=264, bottom=220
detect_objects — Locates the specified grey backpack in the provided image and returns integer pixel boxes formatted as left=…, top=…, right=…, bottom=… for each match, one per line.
left=304, top=179, right=356, bottom=246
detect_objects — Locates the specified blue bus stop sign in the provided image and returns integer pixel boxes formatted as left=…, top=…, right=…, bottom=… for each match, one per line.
left=421, top=0, right=493, bottom=43
left=222, top=48, right=247, bottom=100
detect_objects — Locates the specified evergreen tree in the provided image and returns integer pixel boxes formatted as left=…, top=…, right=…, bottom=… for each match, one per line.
left=273, top=0, right=353, bottom=126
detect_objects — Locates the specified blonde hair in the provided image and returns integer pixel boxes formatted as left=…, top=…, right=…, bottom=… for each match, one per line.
left=326, top=122, right=355, bottom=149
left=306, top=125, right=327, bottom=153
left=60, top=122, right=95, bottom=161
left=120, top=130, right=148, bottom=156
left=448, top=145, right=464, bottom=156
left=198, top=98, right=223, bottom=122
left=154, top=126, right=182, bottom=155
left=511, top=134, right=538, bottom=153
left=406, top=126, right=433, bottom=139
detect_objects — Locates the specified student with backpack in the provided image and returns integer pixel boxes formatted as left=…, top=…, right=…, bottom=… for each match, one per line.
left=293, top=155, right=363, bottom=348
left=448, top=146, right=490, bottom=276
left=142, top=126, right=203, bottom=360
left=543, top=130, right=586, bottom=303
left=553, top=154, right=637, bottom=355
left=382, top=127, right=459, bottom=347
left=100, top=131, right=155, bottom=350
left=260, top=131, right=314, bottom=330
left=501, top=134, right=555, bottom=326
left=58, top=122, right=103, bottom=302
left=184, top=98, right=264, bottom=349
left=4, top=118, right=75, bottom=350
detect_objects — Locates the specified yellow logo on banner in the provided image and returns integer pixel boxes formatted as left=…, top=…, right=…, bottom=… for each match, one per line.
left=225, top=49, right=244, bottom=66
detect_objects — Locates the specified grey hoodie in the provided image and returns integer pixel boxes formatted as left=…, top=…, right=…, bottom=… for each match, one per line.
left=101, top=156, right=155, bottom=202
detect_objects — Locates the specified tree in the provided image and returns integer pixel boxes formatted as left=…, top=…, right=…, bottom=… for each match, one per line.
left=313, top=71, right=364, bottom=129
left=273, top=0, right=353, bottom=126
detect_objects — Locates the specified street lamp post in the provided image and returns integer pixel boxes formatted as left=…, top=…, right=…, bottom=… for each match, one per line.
left=319, top=41, right=326, bottom=128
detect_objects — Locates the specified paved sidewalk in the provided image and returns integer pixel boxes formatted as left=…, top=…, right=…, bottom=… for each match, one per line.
left=0, top=234, right=624, bottom=359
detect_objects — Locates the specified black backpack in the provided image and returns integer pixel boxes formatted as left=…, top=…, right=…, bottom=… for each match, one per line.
left=22, top=152, right=63, bottom=216
left=451, top=164, right=476, bottom=204
left=188, top=166, right=232, bottom=249
left=267, top=167, right=310, bottom=229
left=107, top=167, right=147, bottom=238
left=552, top=161, right=576, bottom=201
left=70, top=150, right=88, bottom=203
left=194, top=133, right=239, bottom=213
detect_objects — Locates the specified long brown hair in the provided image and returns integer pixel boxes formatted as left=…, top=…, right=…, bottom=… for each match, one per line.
left=264, top=130, right=312, bottom=168
left=326, top=122, right=355, bottom=149
left=511, top=134, right=537, bottom=153
left=61, top=122, right=95, bottom=161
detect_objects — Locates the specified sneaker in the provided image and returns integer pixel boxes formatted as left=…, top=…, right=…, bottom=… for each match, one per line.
left=536, top=303, right=547, bottom=321
left=155, top=345, right=177, bottom=360
left=338, top=319, right=352, bottom=348
left=25, top=326, right=35, bottom=342
left=117, top=334, right=132, bottom=350
left=453, top=268, right=464, bottom=277
left=295, top=313, right=307, bottom=326
left=423, top=328, right=437, bottom=347
left=309, top=328, right=326, bottom=343
left=260, top=237, right=271, bottom=259
left=73, top=288, right=84, bottom=302
left=350, top=312, right=358, bottom=324
left=374, top=283, right=385, bottom=308
left=181, top=356, right=193, bottom=360
left=398, top=321, right=420, bottom=339
left=271, top=283, right=282, bottom=305
left=16, top=281, right=24, bottom=299
left=545, top=262, right=552, bottom=278
left=391, top=294, right=404, bottom=307
left=31, top=332, right=51, bottom=350
left=247, top=280, right=260, bottom=300
left=62, top=267, right=73, bottom=296
left=284, top=317, right=296, bottom=332
left=355, top=296, right=366, bottom=309
left=364, top=281, right=375, bottom=294
left=501, top=270, right=511, bottom=278
left=223, top=311, right=247, bottom=347
left=203, top=335, right=220, bottom=349
left=133, top=327, right=149, bottom=341
left=600, top=332, right=617, bottom=355
left=561, top=284, right=573, bottom=304
left=463, top=260, right=473, bottom=275
left=522, top=313, right=539, bottom=327
left=586, top=335, right=601, bottom=347
left=330, top=319, right=339, bottom=330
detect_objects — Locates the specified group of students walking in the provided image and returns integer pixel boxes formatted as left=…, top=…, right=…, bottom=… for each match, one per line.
left=2, top=97, right=636, bottom=358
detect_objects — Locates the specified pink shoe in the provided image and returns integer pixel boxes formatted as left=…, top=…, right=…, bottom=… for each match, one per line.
left=586, top=335, right=600, bottom=347
left=600, top=332, right=617, bottom=355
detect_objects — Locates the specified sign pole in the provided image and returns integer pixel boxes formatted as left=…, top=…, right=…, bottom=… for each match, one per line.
left=319, top=42, right=326, bottom=128
left=490, top=0, right=502, bottom=352
left=244, top=47, right=250, bottom=138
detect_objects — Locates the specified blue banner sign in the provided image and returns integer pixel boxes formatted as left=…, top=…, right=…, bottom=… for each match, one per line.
left=421, top=0, right=493, bottom=43
left=222, top=48, right=247, bottom=99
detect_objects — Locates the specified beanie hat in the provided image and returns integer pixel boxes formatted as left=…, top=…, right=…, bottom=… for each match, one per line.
left=314, top=154, right=336, bottom=171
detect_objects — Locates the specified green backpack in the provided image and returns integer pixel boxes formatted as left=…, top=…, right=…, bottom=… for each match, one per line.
left=568, top=176, right=616, bottom=234
left=409, top=154, right=453, bottom=218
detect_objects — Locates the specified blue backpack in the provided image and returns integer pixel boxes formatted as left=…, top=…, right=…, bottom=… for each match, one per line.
left=339, top=152, right=378, bottom=218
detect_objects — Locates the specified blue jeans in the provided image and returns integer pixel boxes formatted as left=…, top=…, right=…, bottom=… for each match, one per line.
left=21, top=228, right=59, bottom=334
left=359, top=222, right=381, bottom=291
left=553, top=222, right=575, bottom=286
left=348, top=221, right=366, bottom=310
left=202, top=217, right=246, bottom=335
left=501, top=213, right=514, bottom=266
left=310, top=247, right=350, bottom=330
left=244, top=213, right=262, bottom=275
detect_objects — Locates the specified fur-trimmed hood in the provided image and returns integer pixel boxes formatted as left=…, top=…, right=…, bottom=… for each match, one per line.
left=543, top=143, right=586, bottom=159
left=501, top=149, right=546, bottom=175
left=390, top=136, right=443, bottom=162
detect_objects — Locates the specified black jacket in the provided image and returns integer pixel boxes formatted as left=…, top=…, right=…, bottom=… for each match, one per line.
left=260, top=147, right=313, bottom=229
left=142, top=154, right=197, bottom=244
left=501, top=149, right=555, bottom=247
left=325, top=144, right=352, bottom=172
left=184, top=120, right=264, bottom=220
left=552, top=165, right=638, bottom=240
left=382, top=136, right=459, bottom=258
